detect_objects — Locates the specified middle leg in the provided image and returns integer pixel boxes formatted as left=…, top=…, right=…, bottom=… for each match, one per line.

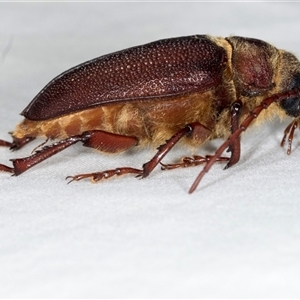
left=161, top=100, right=243, bottom=171
left=67, top=122, right=210, bottom=183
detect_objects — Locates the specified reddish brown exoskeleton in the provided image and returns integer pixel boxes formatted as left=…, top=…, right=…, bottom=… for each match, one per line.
left=1, top=35, right=300, bottom=193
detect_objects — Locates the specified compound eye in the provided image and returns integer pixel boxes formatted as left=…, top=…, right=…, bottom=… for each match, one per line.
left=290, top=73, right=300, bottom=90
left=280, top=97, right=300, bottom=117
left=280, top=73, right=300, bottom=117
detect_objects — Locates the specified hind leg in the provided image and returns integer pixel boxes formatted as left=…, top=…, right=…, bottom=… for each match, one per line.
left=0, top=135, right=36, bottom=150
left=0, top=130, right=138, bottom=175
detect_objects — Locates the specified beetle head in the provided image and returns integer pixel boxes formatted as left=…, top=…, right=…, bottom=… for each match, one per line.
left=280, top=72, right=300, bottom=118
left=278, top=51, right=300, bottom=118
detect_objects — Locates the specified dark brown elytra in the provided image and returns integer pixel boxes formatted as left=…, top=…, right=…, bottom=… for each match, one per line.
left=1, top=35, right=300, bottom=193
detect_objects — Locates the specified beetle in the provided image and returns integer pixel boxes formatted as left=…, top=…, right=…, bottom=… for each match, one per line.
left=1, top=35, right=300, bottom=193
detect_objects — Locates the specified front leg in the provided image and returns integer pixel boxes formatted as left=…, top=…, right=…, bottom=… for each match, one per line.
left=225, top=100, right=243, bottom=169
left=280, top=119, right=299, bottom=155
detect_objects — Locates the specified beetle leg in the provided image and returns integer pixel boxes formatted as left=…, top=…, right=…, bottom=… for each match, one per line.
left=189, top=88, right=300, bottom=193
left=160, top=101, right=243, bottom=172
left=0, top=135, right=35, bottom=150
left=225, top=100, right=243, bottom=169
left=9, top=135, right=87, bottom=176
left=66, top=167, right=143, bottom=183
left=280, top=119, right=299, bottom=155
left=0, top=139, right=13, bottom=147
left=0, top=130, right=138, bottom=176
left=67, top=122, right=208, bottom=183
left=161, top=155, right=229, bottom=170
left=0, top=163, right=14, bottom=173
left=0, top=136, right=36, bottom=173
left=141, top=122, right=210, bottom=177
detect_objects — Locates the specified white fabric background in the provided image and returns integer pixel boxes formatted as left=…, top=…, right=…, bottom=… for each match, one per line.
left=1, top=2, right=300, bottom=298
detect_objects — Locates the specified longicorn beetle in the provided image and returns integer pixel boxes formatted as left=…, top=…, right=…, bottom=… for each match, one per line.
left=1, top=35, right=300, bottom=193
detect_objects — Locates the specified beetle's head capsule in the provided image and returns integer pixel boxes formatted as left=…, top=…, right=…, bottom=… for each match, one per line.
left=279, top=73, right=300, bottom=118
left=278, top=51, right=300, bottom=118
